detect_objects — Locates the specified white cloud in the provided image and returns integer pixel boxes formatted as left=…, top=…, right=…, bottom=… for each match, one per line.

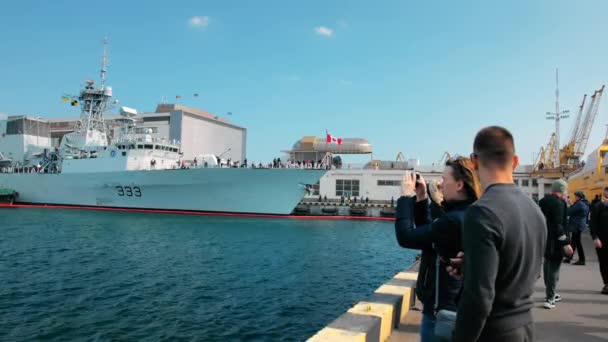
left=189, top=16, right=210, bottom=28
left=314, top=26, right=333, bottom=37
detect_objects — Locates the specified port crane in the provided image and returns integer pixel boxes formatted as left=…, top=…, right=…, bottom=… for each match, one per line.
left=533, top=85, right=605, bottom=175
left=436, top=151, right=452, bottom=165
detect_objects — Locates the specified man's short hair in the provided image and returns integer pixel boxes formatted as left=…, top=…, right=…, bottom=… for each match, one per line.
left=473, top=126, right=515, bottom=168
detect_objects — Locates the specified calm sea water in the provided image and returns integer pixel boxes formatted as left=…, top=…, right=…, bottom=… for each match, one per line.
left=0, top=209, right=415, bottom=341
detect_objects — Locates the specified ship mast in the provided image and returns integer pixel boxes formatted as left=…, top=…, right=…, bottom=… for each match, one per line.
left=546, top=68, right=570, bottom=167
left=74, top=37, right=112, bottom=147
left=101, top=36, right=108, bottom=88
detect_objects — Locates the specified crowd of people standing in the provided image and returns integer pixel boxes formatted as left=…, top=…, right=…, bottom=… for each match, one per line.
left=394, top=126, right=608, bottom=342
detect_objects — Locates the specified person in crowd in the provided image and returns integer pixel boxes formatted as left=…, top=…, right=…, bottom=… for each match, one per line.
left=539, top=179, right=574, bottom=309
left=589, top=186, right=608, bottom=294
left=395, top=157, right=480, bottom=342
left=448, top=126, right=547, bottom=342
left=427, top=178, right=446, bottom=220
left=565, top=191, right=589, bottom=265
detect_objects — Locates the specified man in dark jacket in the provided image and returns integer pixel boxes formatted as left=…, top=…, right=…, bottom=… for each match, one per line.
left=538, top=180, right=574, bottom=309
left=566, top=191, right=589, bottom=265
left=450, top=127, right=546, bottom=342
left=589, top=186, right=608, bottom=294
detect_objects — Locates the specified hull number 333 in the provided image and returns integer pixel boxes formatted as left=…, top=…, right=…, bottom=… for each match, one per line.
left=116, top=186, right=142, bottom=197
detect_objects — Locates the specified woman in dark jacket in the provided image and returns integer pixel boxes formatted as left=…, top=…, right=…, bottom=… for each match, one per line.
left=395, top=157, right=480, bottom=342
left=565, top=191, right=590, bottom=264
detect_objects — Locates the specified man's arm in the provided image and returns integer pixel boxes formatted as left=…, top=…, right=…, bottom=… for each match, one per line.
left=453, top=205, right=502, bottom=342
left=554, top=200, right=570, bottom=247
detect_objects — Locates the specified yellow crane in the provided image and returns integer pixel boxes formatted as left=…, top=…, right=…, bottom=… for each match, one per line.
left=437, top=151, right=451, bottom=165
left=560, top=94, right=587, bottom=165
left=560, top=85, right=605, bottom=165
left=574, top=85, right=605, bottom=158
left=535, top=133, right=556, bottom=170
left=534, top=85, right=605, bottom=175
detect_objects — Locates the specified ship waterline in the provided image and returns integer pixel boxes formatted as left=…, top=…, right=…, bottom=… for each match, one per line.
left=0, top=168, right=325, bottom=215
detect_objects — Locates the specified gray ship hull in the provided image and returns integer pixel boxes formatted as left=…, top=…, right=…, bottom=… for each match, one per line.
left=0, top=168, right=326, bottom=215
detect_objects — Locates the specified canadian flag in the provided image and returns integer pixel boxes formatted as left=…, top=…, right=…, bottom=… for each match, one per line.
left=326, top=131, right=343, bottom=145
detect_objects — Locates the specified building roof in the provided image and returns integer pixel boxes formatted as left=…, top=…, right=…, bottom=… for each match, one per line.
left=286, top=136, right=372, bottom=154
left=155, top=104, right=231, bottom=124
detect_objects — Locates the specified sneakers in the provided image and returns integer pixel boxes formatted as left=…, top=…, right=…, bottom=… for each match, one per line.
left=602, top=285, right=608, bottom=295
left=544, top=294, right=561, bottom=309
left=573, top=260, right=586, bottom=265
left=562, top=258, right=571, bottom=263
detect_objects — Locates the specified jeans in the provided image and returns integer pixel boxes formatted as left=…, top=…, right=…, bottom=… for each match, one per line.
left=477, top=322, right=534, bottom=342
left=421, top=313, right=437, bottom=342
left=543, top=258, right=562, bottom=300
left=571, top=230, right=585, bottom=262
left=598, top=242, right=608, bottom=285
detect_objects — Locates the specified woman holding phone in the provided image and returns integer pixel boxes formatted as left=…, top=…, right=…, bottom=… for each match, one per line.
left=394, top=157, right=480, bottom=341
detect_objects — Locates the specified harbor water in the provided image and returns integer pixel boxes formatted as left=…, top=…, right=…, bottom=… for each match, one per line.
left=0, top=209, right=415, bottom=341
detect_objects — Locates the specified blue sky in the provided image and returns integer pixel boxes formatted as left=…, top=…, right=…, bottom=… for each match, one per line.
left=1, top=0, right=607, bottom=164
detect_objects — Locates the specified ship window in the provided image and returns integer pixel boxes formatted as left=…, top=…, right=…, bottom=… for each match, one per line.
left=134, top=127, right=159, bottom=134
left=143, top=116, right=169, bottom=123
left=336, top=179, right=359, bottom=197
left=7, top=118, right=50, bottom=137
left=6, top=118, right=24, bottom=135
left=532, top=179, right=538, bottom=187
left=522, top=179, right=529, bottom=187
left=122, top=152, right=127, bottom=157
left=137, top=144, right=143, bottom=149
left=312, top=181, right=320, bottom=196
left=378, top=180, right=401, bottom=186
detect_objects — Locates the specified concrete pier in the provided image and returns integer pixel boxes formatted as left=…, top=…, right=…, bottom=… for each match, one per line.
left=313, top=232, right=607, bottom=341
